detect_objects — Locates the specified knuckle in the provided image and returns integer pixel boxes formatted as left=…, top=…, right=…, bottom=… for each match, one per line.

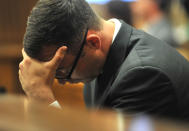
left=24, top=59, right=31, bottom=65
left=19, top=63, right=23, bottom=70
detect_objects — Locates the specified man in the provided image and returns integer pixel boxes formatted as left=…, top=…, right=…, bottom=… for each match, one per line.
left=19, top=0, right=189, bottom=121
left=131, top=0, right=178, bottom=47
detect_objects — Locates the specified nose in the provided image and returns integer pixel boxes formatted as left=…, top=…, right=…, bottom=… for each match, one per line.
left=57, top=79, right=66, bottom=85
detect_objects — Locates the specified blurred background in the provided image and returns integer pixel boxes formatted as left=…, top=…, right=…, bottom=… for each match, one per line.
left=0, top=0, right=189, bottom=107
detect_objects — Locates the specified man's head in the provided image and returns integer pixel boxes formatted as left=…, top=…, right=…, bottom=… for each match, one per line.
left=24, top=0, right=101, bottom=58
left=23, top=0, right=112, bottom=83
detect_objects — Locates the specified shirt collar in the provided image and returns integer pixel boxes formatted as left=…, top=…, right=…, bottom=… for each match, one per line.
left=108, top=18, right=122, bottom=43
left=97, top=20, right=132, bottom=86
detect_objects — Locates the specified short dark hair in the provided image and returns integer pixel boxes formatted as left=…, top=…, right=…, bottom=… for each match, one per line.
left=24, top=0, right=101, bottom=59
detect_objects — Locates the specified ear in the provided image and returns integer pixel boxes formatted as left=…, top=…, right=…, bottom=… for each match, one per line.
left=86, top=33, right=101, bottom=49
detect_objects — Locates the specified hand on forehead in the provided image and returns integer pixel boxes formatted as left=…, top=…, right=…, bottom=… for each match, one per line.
left=34, top=44, right=69, bottom=62
left=22, top=46, right=67, bottom=69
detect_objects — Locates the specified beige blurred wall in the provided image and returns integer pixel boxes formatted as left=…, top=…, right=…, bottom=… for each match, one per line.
left=0, top=0, right=38, bottom=93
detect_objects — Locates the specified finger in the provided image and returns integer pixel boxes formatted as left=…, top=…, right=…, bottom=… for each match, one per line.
left=48, top=46, right=67, bottom=69
left=19, top=62, right=23, bottom=71
left=18, top=62, right=26, bottom=77
left=22, top=48, right=30, bottom=59
left=18, top=69, right=23, bottom=82
left=19, top=58, right=31, bottom=71
left=18, top=69, right=25, bottom=88
left=18, top=69, right=21, bottom=77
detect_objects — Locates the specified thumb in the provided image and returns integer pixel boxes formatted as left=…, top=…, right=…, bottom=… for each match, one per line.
left=22, top=48, right=30, bottom=59
left=48, top=46, right=67, bottom=69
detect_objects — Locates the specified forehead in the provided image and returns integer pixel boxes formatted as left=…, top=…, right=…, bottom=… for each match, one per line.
left=38, top=45, right=75, bottom=68
left=38, top=45, right=58, bottom=61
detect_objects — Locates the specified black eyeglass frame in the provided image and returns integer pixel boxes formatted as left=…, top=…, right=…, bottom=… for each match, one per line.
left=55, top=28, right=88, bottom=80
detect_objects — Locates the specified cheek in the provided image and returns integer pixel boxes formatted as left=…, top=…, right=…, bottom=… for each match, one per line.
left=71, top=58, right=95, bottom=79
left=58, top=54, right=75, bottom=69
left=72, top=59, right=100, bottom=80
left=62, top=55, right=74, bottom=66
left=72, top=63, right=88, bottom=78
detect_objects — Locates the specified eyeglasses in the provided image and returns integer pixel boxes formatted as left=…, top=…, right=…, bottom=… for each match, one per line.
left=55, top=28, right=88, bottom=80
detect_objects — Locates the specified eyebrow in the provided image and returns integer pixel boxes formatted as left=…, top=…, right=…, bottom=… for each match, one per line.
left=56, top=66, right=65, bottom=71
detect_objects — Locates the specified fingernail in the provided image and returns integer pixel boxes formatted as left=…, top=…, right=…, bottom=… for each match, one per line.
left=62, top=46, right=67, bottom=53
left=63, top=46, right=67, bottom=50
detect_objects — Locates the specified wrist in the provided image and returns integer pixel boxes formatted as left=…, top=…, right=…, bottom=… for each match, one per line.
left=26, top=87, right=55, bottom=105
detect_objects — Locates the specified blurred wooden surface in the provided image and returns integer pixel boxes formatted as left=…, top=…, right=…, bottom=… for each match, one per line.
left=0, top=95, right=122, bottom=131
left=0, top=95, right=189, bottom=131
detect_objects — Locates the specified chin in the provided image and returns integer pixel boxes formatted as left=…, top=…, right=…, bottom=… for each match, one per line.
left=57, top=75, right=97, bottom=85
left=71, top=77, right=96, bottom=84
left=81, top=77, right=97, bottom=83
left=69, top=78, right=94, bottom=83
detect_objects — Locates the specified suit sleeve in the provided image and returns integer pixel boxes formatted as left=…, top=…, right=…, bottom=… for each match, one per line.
left=108, top=67, right=179, bottom=118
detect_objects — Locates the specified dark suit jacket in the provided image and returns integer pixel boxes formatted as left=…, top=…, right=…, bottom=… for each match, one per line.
left=84, top=21, right=189, bottom=121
